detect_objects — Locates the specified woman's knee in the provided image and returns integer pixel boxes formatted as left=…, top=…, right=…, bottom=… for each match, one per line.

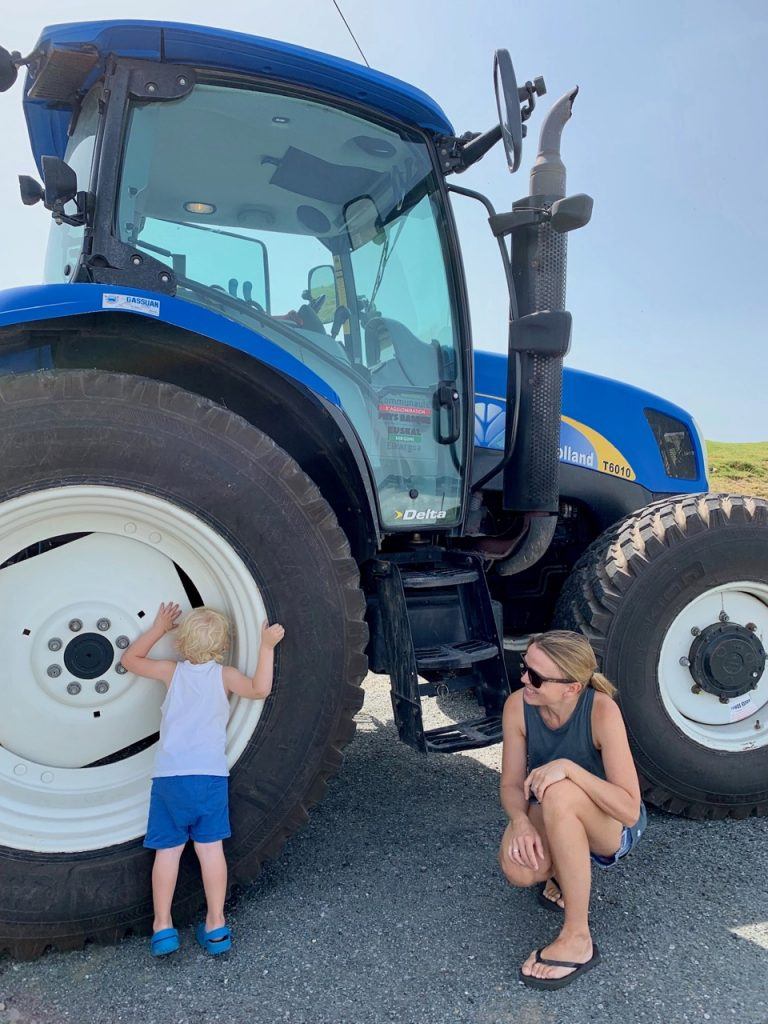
left=540, top=778, right=586, bottom=817
left=498, top=848, right=547, bottom=888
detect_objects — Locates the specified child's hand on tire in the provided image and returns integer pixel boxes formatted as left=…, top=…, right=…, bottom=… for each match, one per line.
left=153, top=602, right=182, bottom=634
left=261, top=622, right=285, bottom=648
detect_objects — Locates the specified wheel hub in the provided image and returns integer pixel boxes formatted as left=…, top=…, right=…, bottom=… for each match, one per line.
left=63, top=632, right=115, bottom=679
left=688, top=622, right=765, bottom=700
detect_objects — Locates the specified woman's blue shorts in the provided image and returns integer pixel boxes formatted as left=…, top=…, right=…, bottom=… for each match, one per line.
left=591, top=802, right=647, bottom=867
left=144, top=775, right=231, bottom=849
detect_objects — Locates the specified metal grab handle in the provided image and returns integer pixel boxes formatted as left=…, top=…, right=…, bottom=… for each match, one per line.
left=435, top=383, right=461, bottom=445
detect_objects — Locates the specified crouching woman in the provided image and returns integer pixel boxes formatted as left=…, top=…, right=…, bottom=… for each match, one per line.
left=498, top=630, right=646, bottom=990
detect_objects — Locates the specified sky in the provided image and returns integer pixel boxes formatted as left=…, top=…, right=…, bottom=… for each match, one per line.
left=0, top=0, right=766, bottom=441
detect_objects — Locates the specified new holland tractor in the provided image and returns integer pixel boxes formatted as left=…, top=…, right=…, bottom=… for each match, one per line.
left=0, top=21, right=765, bottom=958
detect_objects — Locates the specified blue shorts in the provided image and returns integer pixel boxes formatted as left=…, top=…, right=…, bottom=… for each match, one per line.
left=591, top=802, right=647, bottom=867
left=144, top=775, right=231, bottom=849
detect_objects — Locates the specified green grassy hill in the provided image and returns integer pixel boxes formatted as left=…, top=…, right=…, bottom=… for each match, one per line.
left=706, top=441, right=768, bottom=499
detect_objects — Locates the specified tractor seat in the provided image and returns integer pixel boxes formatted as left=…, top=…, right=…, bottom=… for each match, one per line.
left=366, top=317, right=439, bottom=387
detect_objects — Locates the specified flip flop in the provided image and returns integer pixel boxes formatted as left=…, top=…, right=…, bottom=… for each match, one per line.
left=195, top=922, right=232, bottom=955
left=519, top=943, right=601, bottom=990
left=150, top=927, right=180, bottom=957
left=536, top=877, right=564, bottom=912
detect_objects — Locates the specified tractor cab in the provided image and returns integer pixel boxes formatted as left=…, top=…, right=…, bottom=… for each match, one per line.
left=9, top=23, right=491, bottom=532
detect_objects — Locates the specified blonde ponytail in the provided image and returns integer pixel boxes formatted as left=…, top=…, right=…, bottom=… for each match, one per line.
left=589, top=671, right=617, bottom=699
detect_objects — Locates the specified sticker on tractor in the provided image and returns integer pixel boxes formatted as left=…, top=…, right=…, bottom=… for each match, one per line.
left=393, top=508, right=448, bottom=521
left=102, top=293, right=161, bottom=317
left=377, top=389, right=432, bottom=456
left=560, top=416, right=636, bottom=481
left=730, top=696, right=754, bottom=723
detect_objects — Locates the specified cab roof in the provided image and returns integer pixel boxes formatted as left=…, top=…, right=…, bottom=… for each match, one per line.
left=24, top=20, right=455, bottom=175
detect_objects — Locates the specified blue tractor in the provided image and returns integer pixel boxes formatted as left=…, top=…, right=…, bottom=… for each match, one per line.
left=0, top=21, right=765, bottom=958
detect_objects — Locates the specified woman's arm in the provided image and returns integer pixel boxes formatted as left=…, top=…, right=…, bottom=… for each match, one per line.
left=500, top=692, right=544, bottom=870
left=572, top=695, right=642, bottom=826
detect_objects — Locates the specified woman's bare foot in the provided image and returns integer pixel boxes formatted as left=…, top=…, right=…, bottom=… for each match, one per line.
left=541, top=877, right=564, bottom=909
left=520, top=928, right=593, bottom=982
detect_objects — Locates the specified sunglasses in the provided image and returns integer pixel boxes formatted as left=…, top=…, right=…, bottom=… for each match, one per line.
left=519, top=657, right=573, bottom=689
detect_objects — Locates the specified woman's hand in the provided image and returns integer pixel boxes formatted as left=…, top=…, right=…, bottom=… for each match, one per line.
left=152, top=602, right=182, bottom=634
left=504, top=817, right=545, bottom=871
left=524, top=759, right=572, bottom=802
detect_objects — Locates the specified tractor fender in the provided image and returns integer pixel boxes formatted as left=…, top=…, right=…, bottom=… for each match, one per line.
left=0, top=283, right=339, bottom=403
left=0, top=283, right=381, bottom=558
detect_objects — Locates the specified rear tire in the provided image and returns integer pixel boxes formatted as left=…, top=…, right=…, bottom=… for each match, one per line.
left=0, top=370, right=367, bottom=958
left=555, top=493, right=768, bottom=819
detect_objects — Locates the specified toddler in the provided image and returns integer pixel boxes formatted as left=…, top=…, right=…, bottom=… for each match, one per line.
left=122, top=601, right=284, bottom=957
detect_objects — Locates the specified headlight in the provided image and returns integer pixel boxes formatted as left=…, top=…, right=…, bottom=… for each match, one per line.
left=644, top=409, right=698, bottom=480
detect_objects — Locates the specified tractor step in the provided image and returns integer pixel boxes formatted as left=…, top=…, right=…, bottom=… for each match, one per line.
left=425, top=715, right=503, bottom=753
left=401, top=566, right=479, bottom=588
left=415, top=639, right=498, bottom=672
left=369, top=549, right=510, bottom=754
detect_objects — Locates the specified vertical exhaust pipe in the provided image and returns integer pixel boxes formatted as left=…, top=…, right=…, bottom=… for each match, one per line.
left=498, top=88, right=579, bottom=572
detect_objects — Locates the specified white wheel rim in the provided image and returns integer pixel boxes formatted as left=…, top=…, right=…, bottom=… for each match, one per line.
left=658, top=582, right=768, bottom=753
left=0, top=486, right=266, bottom=853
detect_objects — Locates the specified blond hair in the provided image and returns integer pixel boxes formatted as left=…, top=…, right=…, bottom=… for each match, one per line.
left=175, top=607, right=230, bottom=664
left=528, top=630, right=617, bottom=698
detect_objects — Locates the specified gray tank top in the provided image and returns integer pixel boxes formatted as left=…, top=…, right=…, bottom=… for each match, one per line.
left=524, top=687, right=606, bottom=780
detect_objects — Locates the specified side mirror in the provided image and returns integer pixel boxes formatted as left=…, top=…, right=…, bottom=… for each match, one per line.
left=42, top=156, right=78, bottom=209
left=19, top=175, right=44, bottom=206
left=493, top=50, right=524, bottom=173
left=0, top=46, right=19, bottom=93
left=306, top=264, right=338, bottom=325
left=550, top=193, right=594, bottom=233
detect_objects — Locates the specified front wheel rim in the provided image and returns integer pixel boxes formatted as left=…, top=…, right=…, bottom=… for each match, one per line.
left=0, top=485, right=265, bottom=853
left=658, top=581, right=768, bottom=753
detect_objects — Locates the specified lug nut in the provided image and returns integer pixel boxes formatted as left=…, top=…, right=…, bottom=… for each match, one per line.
left=66, top=682, right=82, bottom=695
left=177, top=76, right=188, bottom=87
left=68, top=619, right=83, bottom=632
left=719, top=611, right=729, bottom=623
left=115, top=663, right=127, bottom=675
left=719, top=695, right=730, bottom=704
left=146, top=82, right=157, bottom=94
left=130, top=254, right=143, bottom=266
left=746, top=622, right=757, bottom=632
left=679, top=657, right=691, bottom=668
left=46, top=664, right=61, bottom=678
left=691, top=683, right=702, bottom=694
left=690, top=627, right=701, bottom=637
left=97, top=618, right=111, bottom=632
left=116, top=635, right=130, bottom=649
left=47, top=638, right=62, bottom=652
left=95, top=680, right=109, bottom=694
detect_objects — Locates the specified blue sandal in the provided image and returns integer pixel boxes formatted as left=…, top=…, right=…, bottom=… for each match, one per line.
left=195, top=922, right=232, bottom=955
left=150, top=927, right=180, bottom=957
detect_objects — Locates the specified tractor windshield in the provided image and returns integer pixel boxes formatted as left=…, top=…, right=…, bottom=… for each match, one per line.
left=114, top=80, right=466, bottom=529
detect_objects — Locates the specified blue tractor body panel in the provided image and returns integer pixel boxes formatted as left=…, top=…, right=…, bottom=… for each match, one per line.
left=473, top=349, right=708, bottom=494
left=24, top=20, right=454, bottom=176
left=0, top=283, right=341, bottom=406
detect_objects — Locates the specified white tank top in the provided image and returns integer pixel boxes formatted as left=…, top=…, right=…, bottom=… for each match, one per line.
left=153, top=660, right=230, bottom=777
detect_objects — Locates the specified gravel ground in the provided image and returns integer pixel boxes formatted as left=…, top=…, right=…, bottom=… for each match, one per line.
left=1, top=674, right=767, bottom=1024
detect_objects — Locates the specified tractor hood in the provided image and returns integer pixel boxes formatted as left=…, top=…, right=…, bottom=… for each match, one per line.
left=22, top=20, right=454, bottom=176
left=473, top=349, right=708, bottom=493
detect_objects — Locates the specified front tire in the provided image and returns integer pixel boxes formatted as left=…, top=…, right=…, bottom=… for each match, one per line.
left=555, top=493, right=768, bottom=819
left=0, top=370, right=367, bottom=958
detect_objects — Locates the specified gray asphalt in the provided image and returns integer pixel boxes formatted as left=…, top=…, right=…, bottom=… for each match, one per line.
left=1, top=674, right=767, bottom=1024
